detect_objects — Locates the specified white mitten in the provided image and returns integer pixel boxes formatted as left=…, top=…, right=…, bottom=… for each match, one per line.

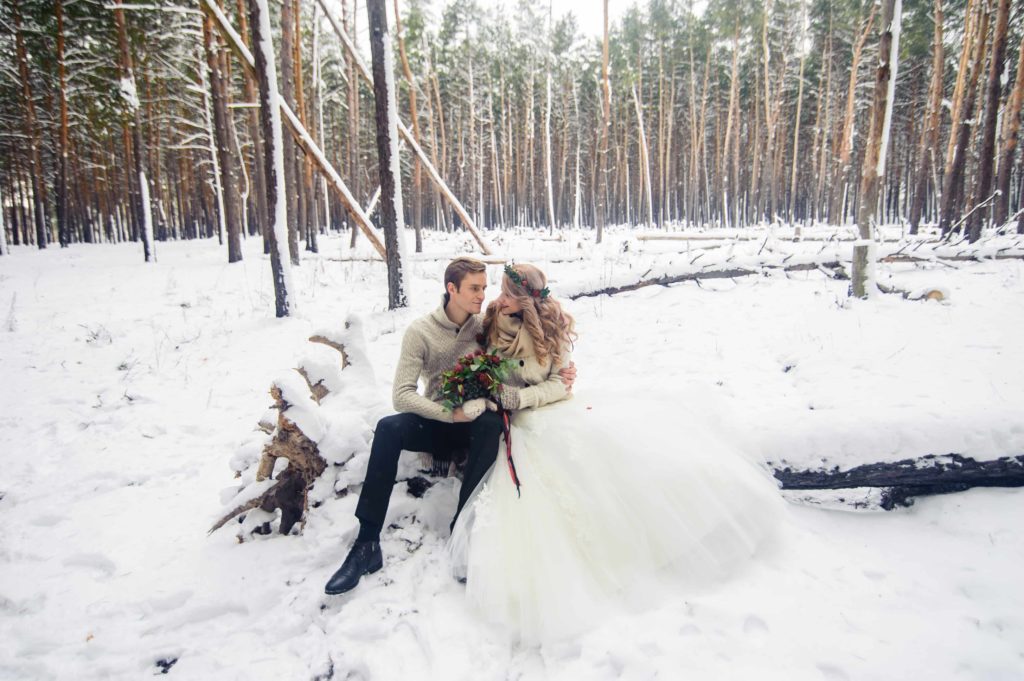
left=461, top=398, right=487, bottom=420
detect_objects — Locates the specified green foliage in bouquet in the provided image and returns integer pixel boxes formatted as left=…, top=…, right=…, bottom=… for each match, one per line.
left=438, top=349, right=516, bottom=411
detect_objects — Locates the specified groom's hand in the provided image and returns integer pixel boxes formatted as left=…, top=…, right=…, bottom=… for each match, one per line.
left=558, top=361, right=577, bottom=392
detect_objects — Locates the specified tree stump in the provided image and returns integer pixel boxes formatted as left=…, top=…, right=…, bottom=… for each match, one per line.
left=210, top=317, right=377, bottom=538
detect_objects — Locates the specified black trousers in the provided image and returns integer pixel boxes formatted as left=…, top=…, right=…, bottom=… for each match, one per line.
left=355, top=410, right=503, bottom=534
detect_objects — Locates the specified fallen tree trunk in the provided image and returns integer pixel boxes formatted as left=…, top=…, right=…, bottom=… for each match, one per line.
left=881, top=253, right=1024, bottom=263
left=569, top=249, right=1024, bottom=300
left=569, top=261, right=846, bottom=299
left=636, top=233, right=912, bottom=243
left=774, top=454, right=1024, bottom=510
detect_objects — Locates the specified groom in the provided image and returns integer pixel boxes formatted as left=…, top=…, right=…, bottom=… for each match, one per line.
left=325, top=257, right=575, bottom=595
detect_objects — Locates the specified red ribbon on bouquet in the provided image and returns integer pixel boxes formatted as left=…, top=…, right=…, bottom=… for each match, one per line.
left=500, top=408, right=521, bottom=498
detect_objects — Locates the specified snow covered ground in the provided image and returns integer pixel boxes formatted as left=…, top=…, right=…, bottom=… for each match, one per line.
left=1, top=227, right=1022, bottom=680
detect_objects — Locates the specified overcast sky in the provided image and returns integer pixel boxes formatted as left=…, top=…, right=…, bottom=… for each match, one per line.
left=547, top=0, right=633, bottom=38
left=352, top=1, right=637, bottom=51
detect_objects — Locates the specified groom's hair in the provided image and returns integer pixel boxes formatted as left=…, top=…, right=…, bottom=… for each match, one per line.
left=444, top=257, right=487, bottom=291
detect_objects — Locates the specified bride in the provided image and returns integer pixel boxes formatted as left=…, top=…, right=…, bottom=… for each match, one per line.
left=448, top=263, right=784, bottom=644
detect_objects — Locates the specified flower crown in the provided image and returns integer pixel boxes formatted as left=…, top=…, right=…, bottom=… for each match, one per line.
left=504, top=263, right=550, bottom=299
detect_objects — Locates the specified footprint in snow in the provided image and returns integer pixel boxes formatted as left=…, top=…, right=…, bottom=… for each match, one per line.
left=816, top=663, right=851, bottom=680
left=743, top=615, right=769, bottom=635
left=29, top=514, right=66, bottom=527
left=61, top=553, right=117, bottom=577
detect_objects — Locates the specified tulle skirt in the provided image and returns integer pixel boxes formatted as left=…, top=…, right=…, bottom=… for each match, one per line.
left=448, top=396, right=785, bottom=644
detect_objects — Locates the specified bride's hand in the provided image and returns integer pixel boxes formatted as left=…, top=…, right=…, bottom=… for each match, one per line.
left=558, top=361, right=577, bottom=392
left=457, top=398, right=489, bottom=421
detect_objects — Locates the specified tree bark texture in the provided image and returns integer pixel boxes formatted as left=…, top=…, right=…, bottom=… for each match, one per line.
left=853, top=0, right=900, bottom=298
left=393, top=0, right=422, bottom=251
left=248, top=0, right=291, bottom=317
left=939, top=2, right=989, bottom=235
left=204, top=9, right=243, bottom=263
left=909, top=0, right=944, bottom=234
left=279, top=0, right=300, bottom=265
left=995, top=32, right=1024, bottom=229
left=968, top=0, right=1010, bottom=242
left=114, top=0, right=154, bottom=262
left=366, top=0, right=408, bottom=309
left=13, top=0, right=49, bottom=250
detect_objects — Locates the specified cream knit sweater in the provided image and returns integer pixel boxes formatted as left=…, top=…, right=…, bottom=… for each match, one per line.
left=392, top=301, right=484, bottom=423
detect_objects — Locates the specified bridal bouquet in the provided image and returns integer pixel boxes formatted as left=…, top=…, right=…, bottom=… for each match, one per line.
left=438, top=349, right=515, bottom=411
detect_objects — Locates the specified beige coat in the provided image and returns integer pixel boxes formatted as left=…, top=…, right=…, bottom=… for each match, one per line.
left=491, top=314, right=571, bottom=411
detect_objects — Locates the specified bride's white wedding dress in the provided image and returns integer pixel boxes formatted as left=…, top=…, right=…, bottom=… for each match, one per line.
left=448, top=394, right=784, bottom=644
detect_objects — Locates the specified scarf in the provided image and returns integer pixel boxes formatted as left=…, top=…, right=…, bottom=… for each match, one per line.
left=491, top=312, right=531, bottom=498
left=491, top=312, right=536, bottom=360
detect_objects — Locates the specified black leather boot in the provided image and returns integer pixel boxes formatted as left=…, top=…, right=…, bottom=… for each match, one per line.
left=324, top=541, right=383, bottom=595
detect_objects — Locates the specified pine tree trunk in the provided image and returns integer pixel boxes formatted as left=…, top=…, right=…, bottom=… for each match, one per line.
left=393, top=0, right=422, bottom=249
left=813, top=24, right=833, bottom=224
left=967, top=0, right=1010, bottom=241
left=13, top=0, right=49, bottom=250
left=666, top=67, right=678, bottom=224
left=249, top=0, right=292, bottom=316
left=544, top=65, right=556, bottom=231
left=943, top=0, right=978, bottom=178
left=292, top=4, right=317, bottom=255
left=632, top=83, right=653, bottom=228
left=761, top=0, right=777, bottom=222
left=994, top=32, right=1024, bottom=228
left=0, top=184, right=7, bottom=255
left=939, top=2, right=990, bottom=235
left=234, top=0, right=270, bottom=253
left=312, top=2, right=331, bottom=236
left=572, top=78, right=582, bottom=229
left=908, top=0, right=944, bottom=234
left=595, top=0, right=611, bottom=242
left=724, top=23, right=741, bottom=227
left=4, top=157, right=19, bottom=247
left=198, top=34, right=226, bottom=246
left=204, top=10, right=243, bottom=262
left=55, top=0, right=70, bottom=247
left=789, top=44, right=807, bottom=224
left=279, top=0, right=300, bottom=265
left=831, top=4, right=877, bottom=224
left=345, top=1, right=362, bottom=248
left=696, top=51, right=712, bottom=225
left=366, top=0, right=409, bottom=309
left=15, top=154, right=32, bottom=245
left=114, top=0, right=154, bottom=262
left=853, top=0, right=901, bottom=298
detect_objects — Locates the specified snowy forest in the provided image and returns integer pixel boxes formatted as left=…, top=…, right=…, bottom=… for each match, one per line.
left=3, top=1, right=1024, bottom=678
left=2, top=0, right=1023, bottom=262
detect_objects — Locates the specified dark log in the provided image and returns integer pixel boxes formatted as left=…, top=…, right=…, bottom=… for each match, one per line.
left=774, top=454, right=1024, bottom=510
left=569, top=261, right=846, bottom=300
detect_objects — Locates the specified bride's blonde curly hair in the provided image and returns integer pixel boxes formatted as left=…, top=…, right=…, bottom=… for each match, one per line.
left=482, top=263, right=577, bottom=366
